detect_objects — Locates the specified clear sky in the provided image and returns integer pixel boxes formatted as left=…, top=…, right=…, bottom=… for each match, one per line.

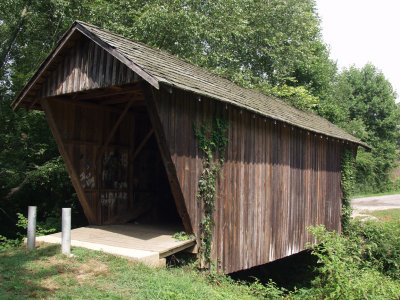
left=315, top=0, right=400, bottom=101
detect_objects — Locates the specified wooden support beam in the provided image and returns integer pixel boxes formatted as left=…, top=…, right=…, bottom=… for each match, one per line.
left=50, top=96, right=123, bottom=113
left=63, top=139, right=129, bottom=149
left=29, top=85, right=144, bottom=111
left=96, top=99, right=135, bottom=164
left=41, top=98, right=97, bottom=224
left=74, top=87, right=143, bottom=102
left=128, top=115, right=135, bottom=212
left=100, top=95, right=144, bottom=105
left=142, top=83, right=194, bottom=235
left=131, top=128, right=154, bottom=161
left=100, top=98, right=129, bottom=105
left=159, top=239, right=196, bottom=258
left=94, top=98, right=135, bottom=225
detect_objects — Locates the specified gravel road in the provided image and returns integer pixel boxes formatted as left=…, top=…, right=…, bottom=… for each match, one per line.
left=351, top=194, right=400, bottom=219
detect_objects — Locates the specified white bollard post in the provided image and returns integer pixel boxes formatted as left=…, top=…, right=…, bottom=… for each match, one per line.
left=27, top=206, right=37, bottom=250
left=61, top=208, right=71, bottom=256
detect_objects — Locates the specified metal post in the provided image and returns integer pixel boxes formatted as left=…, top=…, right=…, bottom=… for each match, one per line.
left=27, top=206, right=37, bottom=250
left=61, top=208, right=71, bottom=256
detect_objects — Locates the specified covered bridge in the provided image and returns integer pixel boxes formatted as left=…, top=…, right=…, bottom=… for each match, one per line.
left=13, top=21, right=366, bottom=273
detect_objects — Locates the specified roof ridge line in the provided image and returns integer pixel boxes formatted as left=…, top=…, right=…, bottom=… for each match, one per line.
left=75, top=22, right=159, bottom=89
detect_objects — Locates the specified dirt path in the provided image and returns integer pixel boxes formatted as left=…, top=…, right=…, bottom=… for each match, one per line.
left=351, top=194, right=400, bottom=219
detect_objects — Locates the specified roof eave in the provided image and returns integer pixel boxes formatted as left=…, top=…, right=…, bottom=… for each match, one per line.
left=158, top=81, right=371, bottom=150
left=12, top=24, right=80, bottom=110
left=12, top=21, right=160, bottom=111
left=74, top=22, right=159, bottom=90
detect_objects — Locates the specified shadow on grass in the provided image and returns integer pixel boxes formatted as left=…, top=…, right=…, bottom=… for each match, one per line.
left=0, top=244, right=63, bottom=299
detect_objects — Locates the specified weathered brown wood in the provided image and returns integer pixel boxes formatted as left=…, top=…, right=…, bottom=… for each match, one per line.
left=153, top=88, right=345, bottom=273
left=96, top=99, right=135, bottom=164
left=14, top=29, right=82, bottom=109
left=159, top=239, right=196, bottom=258
left=32, top=38, right=142, bottom=103
left=63, top=139, right=129, bottom=149
left=75, top=24, right=159, bottom=90
left=15, top=22, right=356, bottom=275
left=131, top=128, right=154, bottom=161
left=100, top=97, right=138, bottom=105
left=143, top=84, right=193, bottom=234
left=41, top=98, right=97, bottom=224
left=74, top=87, right=143, bottom=102
left=50, top=96, right=123, bottom=113
left=128, top=115, right=135, bottom=217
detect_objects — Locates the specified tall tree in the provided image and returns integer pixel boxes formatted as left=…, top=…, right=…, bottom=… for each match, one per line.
left=326, top=64, right=400, bottom=192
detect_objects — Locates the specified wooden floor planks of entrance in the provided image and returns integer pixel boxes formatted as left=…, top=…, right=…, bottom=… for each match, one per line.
left=35, top=223, right=196, bottom=267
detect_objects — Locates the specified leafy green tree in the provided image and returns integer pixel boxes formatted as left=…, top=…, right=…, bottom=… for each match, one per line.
left=124, top=0, right=336, bottom=107
left=324, top=64, right=400, bottom=192
left=0, top=0, right=90, bottom=237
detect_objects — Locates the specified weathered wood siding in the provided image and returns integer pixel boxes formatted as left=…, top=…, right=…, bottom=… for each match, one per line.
left=40, top=38, right=138, bottom=98
left=153, top=88, right=344, bottom=273
left=42, top=98, right=139, bottom=225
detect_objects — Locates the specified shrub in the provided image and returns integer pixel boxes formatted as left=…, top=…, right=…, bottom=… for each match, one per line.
left=305, top=223, right=400, bottom=299
left=347, top=219, right=400, bottom=279
left=0, top=235, right=21, bottom=251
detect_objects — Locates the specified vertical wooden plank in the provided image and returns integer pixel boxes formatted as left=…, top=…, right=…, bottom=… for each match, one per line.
left=105, top=52, right=112, bottom=86
left=92, top=41, right=100, bottom=88
left=41, top=98, right=97, bottom=224
left=56, top=61, right=62, bottom=95
left=73, top=41, right=80, bottom=92
left=98, top=48, right=105, bottom=88
left=145, top=86, right=193, bottom=234
left=87, top=40, right=94, bottom=88
left=81, top=39, right=89, bottom=91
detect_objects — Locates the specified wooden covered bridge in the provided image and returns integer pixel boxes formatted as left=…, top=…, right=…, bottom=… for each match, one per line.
left=14, top=21, right=366, bottom=273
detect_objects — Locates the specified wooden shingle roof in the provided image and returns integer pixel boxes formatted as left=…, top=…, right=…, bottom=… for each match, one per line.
left=14, top=20, right=368, bottom=148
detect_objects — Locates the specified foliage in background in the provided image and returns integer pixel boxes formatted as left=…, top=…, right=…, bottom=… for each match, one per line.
left=0, top=91, right=86, bottom=238
left=321, top=64, right=400, bottom=193
left=0, top=212, right=58, bottom=251
left=194, top=117, right=228, bottom=268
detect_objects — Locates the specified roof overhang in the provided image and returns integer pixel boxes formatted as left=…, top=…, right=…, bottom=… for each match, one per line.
left=12, top=21, right=370, bottom=150
left=12, top=21, right=159, bottom=111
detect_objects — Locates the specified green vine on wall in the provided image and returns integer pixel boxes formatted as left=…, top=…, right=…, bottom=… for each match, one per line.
left=194, top=117, right=228, bottom=268
left=341, top=147, right=354, bottom=234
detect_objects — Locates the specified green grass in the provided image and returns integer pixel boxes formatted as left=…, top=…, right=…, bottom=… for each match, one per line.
left=0, top=243, right=259, bottom=299
left=368, top=209, right=400, bottom=222
left=351, top=190, right=400, bottom=199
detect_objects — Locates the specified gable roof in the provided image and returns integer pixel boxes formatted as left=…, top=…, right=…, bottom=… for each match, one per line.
left=13, top=20, right=368, bottom=148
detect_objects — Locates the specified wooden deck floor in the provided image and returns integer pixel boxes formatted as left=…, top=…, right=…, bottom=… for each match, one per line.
left=35, top=223, right=196, bottom=267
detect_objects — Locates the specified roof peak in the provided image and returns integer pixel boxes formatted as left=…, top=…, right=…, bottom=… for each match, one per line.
left=13, top=20, right=368, bottom=148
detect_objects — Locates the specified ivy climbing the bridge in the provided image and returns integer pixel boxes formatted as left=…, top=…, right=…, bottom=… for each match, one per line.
left=194, top=117, right=228, bottom=268
left=341, top=147, right=354, bottom=234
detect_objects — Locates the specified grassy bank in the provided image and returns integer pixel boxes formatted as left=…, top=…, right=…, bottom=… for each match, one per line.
left=0, top=244, right=260, bottom=299
left=2, top=216, right=400, bottom=299
left=368, top=208, right=400, bottom=221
